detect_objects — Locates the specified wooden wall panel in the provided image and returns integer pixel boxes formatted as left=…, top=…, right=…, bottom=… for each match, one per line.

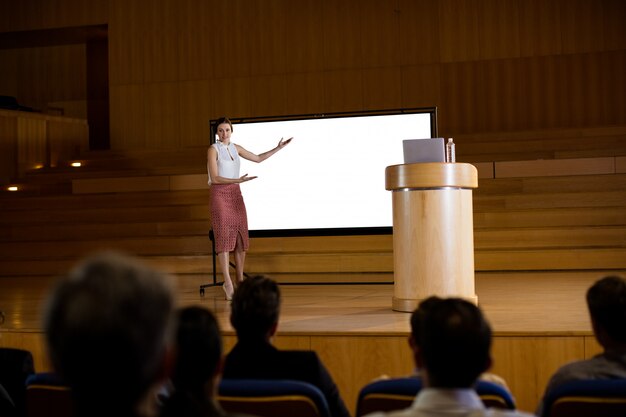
left=178, top=27, right=214, bottom=82
left=477, top=0, right=521, bottom=60
left=211, top=0, right=252, bottom=78
left=359, top=0, right=401, bottom=69
left=560, top=0, right=606, bottom=54
left=211, top=77, right=252, bottom=121
left=322, top=70, right=364, bottom=113
left=362, top=67, right=402, bottom=111
left=283, top=0, right=325, bottom=73
left=0, top=115, right=18, bottom=184
left=284, top=72, right=326, bottom=115
left=321, top=0, right=363, bottom=70
left=39, top=0, right=108, bottom=28
left=398, top=0, right=440, bottom=65
left=143, top=0, right=180, bottom=83
left=249, top=75, right=288, bottom=117
left=109, top=0, right=146, bottom=85
left=17, top=117, right=46, bottom=175
left=519, top=0, right=562, bottom=57
left=400, top=65, right=441, bottom=110
left=602, top=0, right=626, bottom=51
left=144, top=82, right=181, bottom=148
left=109, top=84, right=147, bottom=149
left=247, top=0, right=288, bottom=76
left=490, top=336, right=585, bottom=413
left=312, top=335, right=414, bottom=417
left=179, top=80, right=213, bottom=147
left=438, top=0, right=481, bottom=62
left=0, top=50, right=18, bottom=98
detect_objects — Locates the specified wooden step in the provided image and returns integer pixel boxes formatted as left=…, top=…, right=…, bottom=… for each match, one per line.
left=1, top=248, right=624, bottom=278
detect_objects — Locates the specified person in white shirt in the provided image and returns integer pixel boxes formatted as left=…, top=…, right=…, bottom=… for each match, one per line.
left=207, top=116, right=292, bottom=300
left=364, top=297, right=535, bottom=417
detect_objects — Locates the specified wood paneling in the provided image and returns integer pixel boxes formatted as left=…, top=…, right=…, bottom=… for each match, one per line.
left=283, top=0, right=324, bottom=74
left=477, top=0, right=521, bottom=60
left=400, top=65, right=441, bottom=110
left=362, top=67, right=402, bottom=110
left=398, top=0, right=440, bottom=65
left=247, top=0, right=288, bottom=76
left=322, top=70, right=364, bottom=113
left=491, top=336, right=586, bottom=413
left=358, top=0, right=401, bottom=69
left=284, top=72, right=326, bottom=115
left=144, top=82, right=181, bottom=148
left=321, top=0, right=363, bottom=70
left=438, top=0, right=481, bottom=62
left=211, top=0, right=253, bottom=79
left=109, top=84, right=147, bottom=148
left=519, top=0, right=562, bottom=57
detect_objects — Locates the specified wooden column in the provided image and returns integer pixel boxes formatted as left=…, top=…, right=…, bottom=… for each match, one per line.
left=385, top=163, right=478, bottom=312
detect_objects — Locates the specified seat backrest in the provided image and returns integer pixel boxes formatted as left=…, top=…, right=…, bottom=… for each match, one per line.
left=24, top=373, right=74, bottom=417
left=218, top=379, right=331, bottom=417
left=543, top=378, right=626, bottom=417
left=0, top=348, right=35, bottom=416
left=356, top=377, right=516, bottom=417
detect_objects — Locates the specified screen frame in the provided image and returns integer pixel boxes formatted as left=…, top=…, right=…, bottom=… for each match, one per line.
left=209, top=107, right=438, bottom=238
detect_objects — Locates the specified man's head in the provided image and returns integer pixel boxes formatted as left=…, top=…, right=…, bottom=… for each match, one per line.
left=44, top=252, right=175, bottom=409
left=230, top=275, right=280, bottom=341
left=410, top=296, right=492, bottom=388
left=586, top=275, right=626, bottom=348
left=170, top=306, right=222, bottom=393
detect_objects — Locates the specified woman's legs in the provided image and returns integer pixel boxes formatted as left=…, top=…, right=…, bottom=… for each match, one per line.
left=217, top=251, right=234, bottom=300
left=234, top=247, right=246, bottom=284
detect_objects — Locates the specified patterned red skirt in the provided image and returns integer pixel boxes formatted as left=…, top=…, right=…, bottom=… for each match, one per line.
left=210, top=184, right=250, bottom=253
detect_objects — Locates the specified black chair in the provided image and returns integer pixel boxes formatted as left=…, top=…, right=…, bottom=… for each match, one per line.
left=0, top=348, right=35, bottom=417
left=356, top=376, right=516, bottom=417
left=24, top=373, right=73, bottom=417
left=541, top=378, right=626, bottom=417
left=218, top=379, right=331, bottom=417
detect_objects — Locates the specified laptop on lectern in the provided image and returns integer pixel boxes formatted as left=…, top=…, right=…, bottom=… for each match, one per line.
left=402, top=138, right=446, bottom=163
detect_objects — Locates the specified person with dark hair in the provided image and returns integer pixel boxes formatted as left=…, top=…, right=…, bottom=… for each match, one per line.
left=365, top=296, right=533, bottom=417
left=222, top=275, right=351, bottom=417
left=536, top=275, right=626, bottom=415
left=44, top=252, right=175, bottom=417
left=160, top=306, right=248, bottom=417
left=207, top=117, right=292, bottom=300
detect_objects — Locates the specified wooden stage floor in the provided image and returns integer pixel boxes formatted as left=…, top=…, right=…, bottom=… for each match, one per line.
left=0, top=270, right=611, bottom=414
left=0, top=271, right=603, bottom=335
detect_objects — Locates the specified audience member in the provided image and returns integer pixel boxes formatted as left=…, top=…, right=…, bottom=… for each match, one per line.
left=536, top=275, right=626, bottom=416
left=43, top=252, right=176, bottom=417
left=160, top=306, right=249, bottom=417
left=222, top=275, right=351, bottom=417
left=365, top=296, right=534, bottom=417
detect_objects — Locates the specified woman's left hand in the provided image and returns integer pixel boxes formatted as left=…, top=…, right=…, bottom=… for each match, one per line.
left=278, top=137, right=293, bottom=148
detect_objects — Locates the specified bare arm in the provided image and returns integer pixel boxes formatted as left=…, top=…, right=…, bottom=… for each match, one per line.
left=207, top=147, right=257, bottom=184
left=236, top=137, right=292, bottom=163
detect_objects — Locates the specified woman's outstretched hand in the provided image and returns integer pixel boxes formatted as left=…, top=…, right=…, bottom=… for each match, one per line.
left=239, top=174, right=258, bottom=183
left=278, top=137, right=293, bottom=148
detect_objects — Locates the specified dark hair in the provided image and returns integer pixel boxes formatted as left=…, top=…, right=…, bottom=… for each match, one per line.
left=214, top=116, right=233, bottom=138
left=587, top=275, right=626, bottom=343
left=410, top=297, right=492, bottom=388
left=44, top=252, right=174, bottom=409
left=170, top=306, right=222, bottom=394
left=230, top=275, right=280, bottom=341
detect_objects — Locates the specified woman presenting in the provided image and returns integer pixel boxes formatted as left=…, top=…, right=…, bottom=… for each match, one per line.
left=207, top=116, right=292, bottom=300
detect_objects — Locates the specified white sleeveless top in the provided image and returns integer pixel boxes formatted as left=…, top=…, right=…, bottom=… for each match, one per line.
left=208, top=142, right=240, bottom=184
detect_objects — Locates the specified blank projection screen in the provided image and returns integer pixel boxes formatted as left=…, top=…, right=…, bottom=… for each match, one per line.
left=211, top=108, right=436, bottom=236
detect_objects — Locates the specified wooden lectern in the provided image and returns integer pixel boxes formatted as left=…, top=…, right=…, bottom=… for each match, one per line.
left=385, top=163, right=478, bottom=312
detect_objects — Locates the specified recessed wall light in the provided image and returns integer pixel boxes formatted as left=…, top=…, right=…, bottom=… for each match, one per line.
left=7, top=186, right=18, bottom=191
left=70, top=162, right=82, bottom=167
